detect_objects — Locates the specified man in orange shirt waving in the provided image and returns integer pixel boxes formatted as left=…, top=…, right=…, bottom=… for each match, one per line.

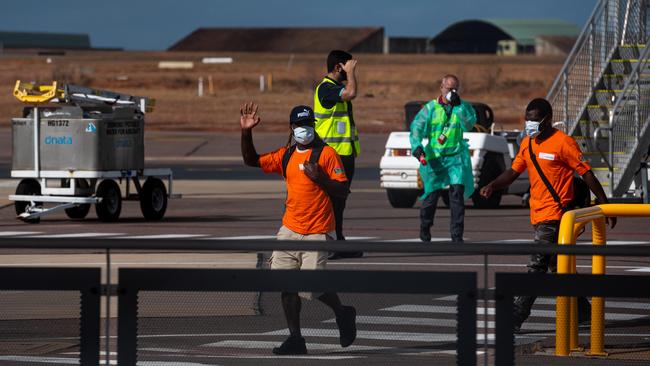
left=240, top=102, right=357, bottom=355
left=479, top=98, right=616, bottom=331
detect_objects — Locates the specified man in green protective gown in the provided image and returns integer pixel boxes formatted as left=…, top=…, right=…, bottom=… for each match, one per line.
left=410, top=74, right=476, bottom=243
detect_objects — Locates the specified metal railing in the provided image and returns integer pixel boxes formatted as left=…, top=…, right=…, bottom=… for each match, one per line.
left=1, top=238, right=650, bottom=365
left=495, top=272, right=650, bottom=366
left=602, top=42, right=650, bottom=195
left=546, top=0, right=648, bottom=135
left=0, top=267, right=101, bottom=366
left=556, top=203, right=650, bottom=356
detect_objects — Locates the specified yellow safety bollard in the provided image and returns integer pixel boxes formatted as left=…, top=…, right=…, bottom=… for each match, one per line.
left=570, top=221, right=587, bottom=352
left=556, top=212, right=575, bottom=356
left=588, top=217, right=607, bottom=356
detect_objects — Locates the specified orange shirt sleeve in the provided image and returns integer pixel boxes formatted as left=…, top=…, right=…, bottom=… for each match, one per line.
left=511, top=137, right=528, bottom=174
left=322, top=147, right=348, bottom=182
left=258, top=147, right=286, bottom=175
left=561, top=136, right=591, bottom=176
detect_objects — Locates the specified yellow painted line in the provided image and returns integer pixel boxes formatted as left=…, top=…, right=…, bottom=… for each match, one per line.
left=610, top=59, right=650, bottom=62
left=583, top=151, right=626, bottom=155
left=592, top=167, right=619, bottom=171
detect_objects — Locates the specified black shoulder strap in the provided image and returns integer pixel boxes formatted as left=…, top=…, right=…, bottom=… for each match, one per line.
left=528, top=137, right=565, bottom=211
left=281, top=145, right=296, bottom=179
left=281, top=142, right=325, bottom=178
left=309, top=144, right=325, bottom=165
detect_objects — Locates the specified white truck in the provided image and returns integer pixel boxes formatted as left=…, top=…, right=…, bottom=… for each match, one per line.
left=379, top=101, right=530, bottom=209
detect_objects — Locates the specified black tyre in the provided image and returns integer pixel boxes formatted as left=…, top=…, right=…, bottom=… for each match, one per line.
left=140, top=178, right=168, bottom=220
left=14, top=179, right=41, bottom=224
left=386, top=189, right=420, bottom=208
left=472, top=152, right=504, bottom=209
left=65, top=179, right=91, bottom=219
left=95, top=180, right=122, bottom=222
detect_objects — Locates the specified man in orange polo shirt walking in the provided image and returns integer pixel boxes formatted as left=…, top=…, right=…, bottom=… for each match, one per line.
left=240, top=102, right=357, bottom=355
left=479, top=98, right=616, bottom=331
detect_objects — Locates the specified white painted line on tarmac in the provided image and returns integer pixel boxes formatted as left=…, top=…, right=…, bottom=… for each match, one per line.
left=382, top=305, right=644, bottom=321
left=322, top=316, right=555, bottom=331
left=202, top=340, right=382, bottom=353
left=118, top=234, right=210, bottom=239
left=434, top=296, right=650, bottom=311
left=263, top=328, right=543, bottom=344
left=0, top=231, right=43, bottom=236
left=536, top=298, right=650, bottom=310
left=25, top=232, right=125, bottom=238
left=0, top=356, right=79, bottom=364
left=627, top=267, right=650, bottom=272
left=200, top=340, right=484, bottom=356
left=202, top=235, right=277, bottom=240
left=381, top=238, right=451, bottom=242
left=579, top=240, right=650, bottom=245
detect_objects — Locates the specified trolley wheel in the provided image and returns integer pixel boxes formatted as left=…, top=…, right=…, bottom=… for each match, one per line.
left=140, top=178, right=167, bottom=220
left=65, top=179, right=91, bottom=219
left=14, top=179, right=41, bottom=224
left=95, top=180, right=122, bottom=222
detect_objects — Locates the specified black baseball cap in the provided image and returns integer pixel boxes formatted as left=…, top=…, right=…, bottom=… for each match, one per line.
left=289, top=105, right=315, bottom=125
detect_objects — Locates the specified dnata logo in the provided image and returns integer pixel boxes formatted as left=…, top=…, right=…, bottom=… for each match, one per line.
left=297, top=109, right=310, bottom=118
left=44, top=136, right=73, bottom=145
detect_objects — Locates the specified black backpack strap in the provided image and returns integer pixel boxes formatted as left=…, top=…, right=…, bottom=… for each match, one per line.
left=528, top=137, right=565, bottom=211
left=282, top=142, right=325, bottom=178
left=281, top=145, right=296, bottom=179
left=309, top=143, right=325, bottom=165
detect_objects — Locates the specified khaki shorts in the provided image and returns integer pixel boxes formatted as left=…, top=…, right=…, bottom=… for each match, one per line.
left=270, top=225, right=334, bottom=299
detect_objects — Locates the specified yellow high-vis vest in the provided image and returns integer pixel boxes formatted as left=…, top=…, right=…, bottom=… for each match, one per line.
left=313, top=78, right=360, bottom=156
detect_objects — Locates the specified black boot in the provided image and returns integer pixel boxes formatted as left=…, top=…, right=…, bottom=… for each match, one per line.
left=272, top=335, right=307, bottom=355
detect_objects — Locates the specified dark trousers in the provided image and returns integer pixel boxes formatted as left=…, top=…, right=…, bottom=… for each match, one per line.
left=513, top=221, right=590, bottom=326
left=332, top=154, right=355, bottom=240
left=420, top=184, right=465, bottom=242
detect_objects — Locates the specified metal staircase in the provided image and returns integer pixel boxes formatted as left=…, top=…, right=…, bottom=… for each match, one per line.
left=547, top=0, right=650, bottom=200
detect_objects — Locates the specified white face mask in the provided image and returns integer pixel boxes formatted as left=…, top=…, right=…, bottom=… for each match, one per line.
left=293, top=126, right=315, bottom=145
left=524, top=115, right=548, bottom=138
left=524, top=120, right=541, bottom=138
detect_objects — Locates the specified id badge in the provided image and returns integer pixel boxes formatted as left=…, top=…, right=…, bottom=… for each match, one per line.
left=437, top=134, right=447, bottom=144
left=336, top=121, right=347, bottom=134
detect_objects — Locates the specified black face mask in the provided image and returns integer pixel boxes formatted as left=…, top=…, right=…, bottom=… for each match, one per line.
left=446, top=90, right=460, bottom=107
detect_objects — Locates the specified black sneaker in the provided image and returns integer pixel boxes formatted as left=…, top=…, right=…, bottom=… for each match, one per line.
left=340, top=251, right=364, bottom=258
left=328, top=252, right=343, bottom=260
left=272, top=335, right=307, bottom=355
left=420, top=227, right=431, bottom=242
left=336, top=306, right=357, bottom=347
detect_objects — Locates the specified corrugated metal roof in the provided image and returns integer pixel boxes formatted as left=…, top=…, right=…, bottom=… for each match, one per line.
left=482, top=19, right=580, bottom=46
left=0, top=31, right=91, bottom=49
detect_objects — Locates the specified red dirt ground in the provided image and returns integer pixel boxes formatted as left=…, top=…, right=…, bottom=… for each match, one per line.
left=0, top=50, right=565, bottom=133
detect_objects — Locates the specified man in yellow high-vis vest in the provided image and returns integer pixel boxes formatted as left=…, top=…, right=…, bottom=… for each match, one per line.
left=314, top=50, right=361, bottom=259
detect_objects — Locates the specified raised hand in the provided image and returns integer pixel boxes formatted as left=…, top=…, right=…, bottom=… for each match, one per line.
left=240, top=102, right=261, bottom=130
left=340, top=59, right=357, bottom=74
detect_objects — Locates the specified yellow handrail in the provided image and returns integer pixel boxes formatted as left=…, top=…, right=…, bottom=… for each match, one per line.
left=556, top=204, right=650, bottom=357
left=13, top=80, right=62, bottom=104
